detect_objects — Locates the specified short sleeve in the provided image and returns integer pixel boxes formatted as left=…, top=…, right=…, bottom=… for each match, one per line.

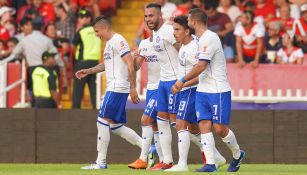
left=234, top=24, right=243, bottom=37
left=197, top=38, right=216, bottom=62
left=115, top=36, right=131, bottom=58
left=256, top=24, right=265, bottom=37
left=162, top=24, right=177, bottom=45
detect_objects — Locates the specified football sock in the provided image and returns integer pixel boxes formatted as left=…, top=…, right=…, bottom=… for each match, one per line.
left=222, top=129, right=241, bottom=159
left=178, top=129, right=190, bottom=166
left=139, top=125, right=153, bottom=162
left=153, top=131, right=164, bottom=162
left=190, top=132, right=202, bottom=150
left=157, top=116, right=173, bottom=164
left=110, top=123, right=142, bottom=148
left=201, top=132, right=215, bottom=165
left=96, top=118, right=110, bottom=165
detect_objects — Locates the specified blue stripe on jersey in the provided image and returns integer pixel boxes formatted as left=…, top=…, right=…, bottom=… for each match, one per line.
left=120, top=51, right=131, bottom=58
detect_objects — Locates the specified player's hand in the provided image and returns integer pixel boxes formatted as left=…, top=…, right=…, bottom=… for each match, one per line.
left=75, top=69, right=89, bottom=80
left=130, top=88, right=140, bottom=104
left=250, top=60, right=259, bottom=68
left=172, top=80, right=184, bottom=94
left=237, top=60, right=246, bottom=68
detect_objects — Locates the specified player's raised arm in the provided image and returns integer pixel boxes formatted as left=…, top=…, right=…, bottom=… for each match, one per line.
left=123, top=54, right=140, bottom=104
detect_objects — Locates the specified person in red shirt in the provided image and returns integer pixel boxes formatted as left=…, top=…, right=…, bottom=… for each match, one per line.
left=293, top=4, right=307, bottom=53
left=33, top=0, right=56, bottom=24
left=172, top=0, right=193, bottom=17
left=254, top=0, right=276, bottom=26
left=0, top=24, right=10, bottom=43
left=271, top=5, right=294, bottom=35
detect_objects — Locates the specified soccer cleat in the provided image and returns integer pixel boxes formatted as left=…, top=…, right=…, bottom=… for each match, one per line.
left=195, top=164, right=217, bottom=172
left=227, top=150, right=246, bottom=172
left=147, top=145, right=156, bottom=168
left=215, top=156, right=226, bottom=169
left=164, top=164, right=188, bottom=172
left=80, top=163, right=107, bottom=170
left=147, top=162, right=173, bottom=170
left=128, top=159, right=148, bottom=169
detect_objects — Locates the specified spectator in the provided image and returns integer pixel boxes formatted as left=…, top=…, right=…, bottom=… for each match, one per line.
left=274, top=0, right=300, bottom=19
left=265, top=21, right=283, bottom=63
left=31, top=51, right=61, bottom=108
left=55, top=2, right=76, bottom=42
left=172, top=0, right=193, bottom=17
left=32, top=0, right=56, bottom=24
left=235, top=10, right=266, bottom=68
left=45, top=22, right=61, bottom=48
left=254, top=0, right=276, bottom=26
left=0, top=37, right=19, bottom=59
left=275, top=5, right=294, bottom=34
left=277, top=33, right=304, bottom=64
left=217, top=0, right=242, bottom=24
left=16, top=0, right=32, bottom=23
left=0, top=39, right=5, bottom=59
left=204, top=0, right=235, bottom=62
left=243, top=1, right=264, bottom=24
left=192, top=0, right=204, bottom=9
left=0, top=6, right=16, bottom=37
left=0, top=23, right=10, bottom=43
left=155, top=0, right=176, bottom=20
left=293, top=4, right=307, bottom=53
left=72, top=8, right=101, bottom=109
left=15, top=17, right=33, bottom=41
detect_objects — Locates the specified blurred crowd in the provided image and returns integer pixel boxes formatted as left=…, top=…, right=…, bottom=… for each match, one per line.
left=137, top=0, right=307, bottom=66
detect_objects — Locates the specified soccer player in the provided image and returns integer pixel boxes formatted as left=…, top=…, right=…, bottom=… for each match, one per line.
left=172, top=9, right=245, bottom=172
left=144, top=3, right=180, bottom=170
left=166, top=15, right=225, bottom=172
left=77, top=16, right=142, bottom=170
left=128, top=32, right=164, bottom=169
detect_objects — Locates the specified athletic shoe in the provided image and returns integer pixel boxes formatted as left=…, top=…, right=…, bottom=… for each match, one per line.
left=195, top=164, right=217, bottom=172
left=164, top=164, right=188, bottom=172
left=80, top=163, right=107, bottom=170
left=215, top=156, right=226, bottom=169
left=147, top=162, right=173, bottom=170
left=128, top=159, right=148, bottom=169
left=227, top=150, right=246, bottom=172
left=147, top=145, right=156, bottom=168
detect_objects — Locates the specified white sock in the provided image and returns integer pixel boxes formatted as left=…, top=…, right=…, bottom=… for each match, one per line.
left=213, top=146, right=225, bottom=162
left=190, top=132, right=203, bottom=151
left=201, top=132, right=215, bottom=165
left=157, top=117, right=173, bottom=164
left=154, top=131, right=163, bottom=163
left=178, top=129, right=190, bottom=166
left=96, top=118, right=110, bottom=165
left=139, top=125, right=153, bottom=162
left=110, top=123, right=142, bottom=148
left=222, top=129, right=241, bottom=159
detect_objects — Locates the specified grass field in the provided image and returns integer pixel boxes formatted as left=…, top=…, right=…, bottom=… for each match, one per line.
left=1, top=164, right=307, bottom=175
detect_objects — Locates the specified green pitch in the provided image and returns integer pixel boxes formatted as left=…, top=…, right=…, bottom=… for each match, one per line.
left=0, top=164, right=307, bottom=175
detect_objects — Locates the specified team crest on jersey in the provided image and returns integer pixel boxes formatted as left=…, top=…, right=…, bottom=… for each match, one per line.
left=120, top=41, right=125, bottom=47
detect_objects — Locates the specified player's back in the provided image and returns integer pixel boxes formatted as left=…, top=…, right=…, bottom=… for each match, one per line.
left=104, top=33, right=131, bottom=93
left=197, top=30, right=231, bottom=93
left=152, top=22, right=179, bottom=81
left=138, top=38, right=160, bottom=90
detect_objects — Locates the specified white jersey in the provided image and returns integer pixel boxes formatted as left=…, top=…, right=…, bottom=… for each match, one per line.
left=178, top=38, right=198, bottom=91
left=138, top=38, right=160, bottom=90
left=104, top=33, right=131, bottom=93
left=196, top=30, right=231, bottom=93
left=153, top=22, right=179, bottom=81
left=277, top=47, right=304, bottom=64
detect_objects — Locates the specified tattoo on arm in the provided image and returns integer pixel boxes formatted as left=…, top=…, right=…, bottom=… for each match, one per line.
left=88, top=63, right=105, bottom=74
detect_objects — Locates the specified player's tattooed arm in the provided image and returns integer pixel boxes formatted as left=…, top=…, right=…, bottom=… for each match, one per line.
left=133, top=51, right=144, bottom=71
left=123, top=53, right=140, bottom=104
left=87, top=63, right=105, bottom=74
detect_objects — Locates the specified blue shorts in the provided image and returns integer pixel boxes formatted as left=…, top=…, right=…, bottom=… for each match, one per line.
left=195, top=91, right=231, bottom=125
left=156, top=80, right=180, bottom=114
left=98, top=91, right=129, bottom=123
left=176, top=87, right=197, bottom=124
left=143, top=89, right=158, bottom=119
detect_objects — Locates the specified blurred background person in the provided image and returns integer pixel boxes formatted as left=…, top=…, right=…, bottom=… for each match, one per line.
left=274, top=0, right=300, bottom=19
left=55, top=1, right=76, bottom=42
left=15, top=17, right=33, bottom=41
left=293, top=4, right=307, bottom=53
left=192, top=0, right=204, bottom=9
left=265, top=21, right=283, bottom=63
left=172, top=0, right=193, bottom=17
left=254, top=0, right=276, bottom=26
left=277, top=32, right=304, bottom=64
left=218, top=0, right=242, bottom=24
left=0, top=6, right=16, bottom=37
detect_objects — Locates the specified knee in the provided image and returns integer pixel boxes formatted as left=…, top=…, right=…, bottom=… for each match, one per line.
left=176, top=120, right=187, bottom=131
left=214, top=125, right=229, bottom=137
left=141, top=115, right=153, bottom=126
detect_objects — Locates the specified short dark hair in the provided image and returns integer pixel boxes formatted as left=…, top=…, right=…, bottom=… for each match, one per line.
left=243, top=10, right=255, bottom=23
left=204, top=0, right=219, bottom=10
left=8, top=37, right=19, bottom=45
left=20, top=17, right=32, bottom=26
left=173, top=15, right=195, bottom=35
left=92, top=15, right=111, bottom=27
left=145, top=3, right=161, bottom=10
left=189, top=8, right=208, bottom=24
